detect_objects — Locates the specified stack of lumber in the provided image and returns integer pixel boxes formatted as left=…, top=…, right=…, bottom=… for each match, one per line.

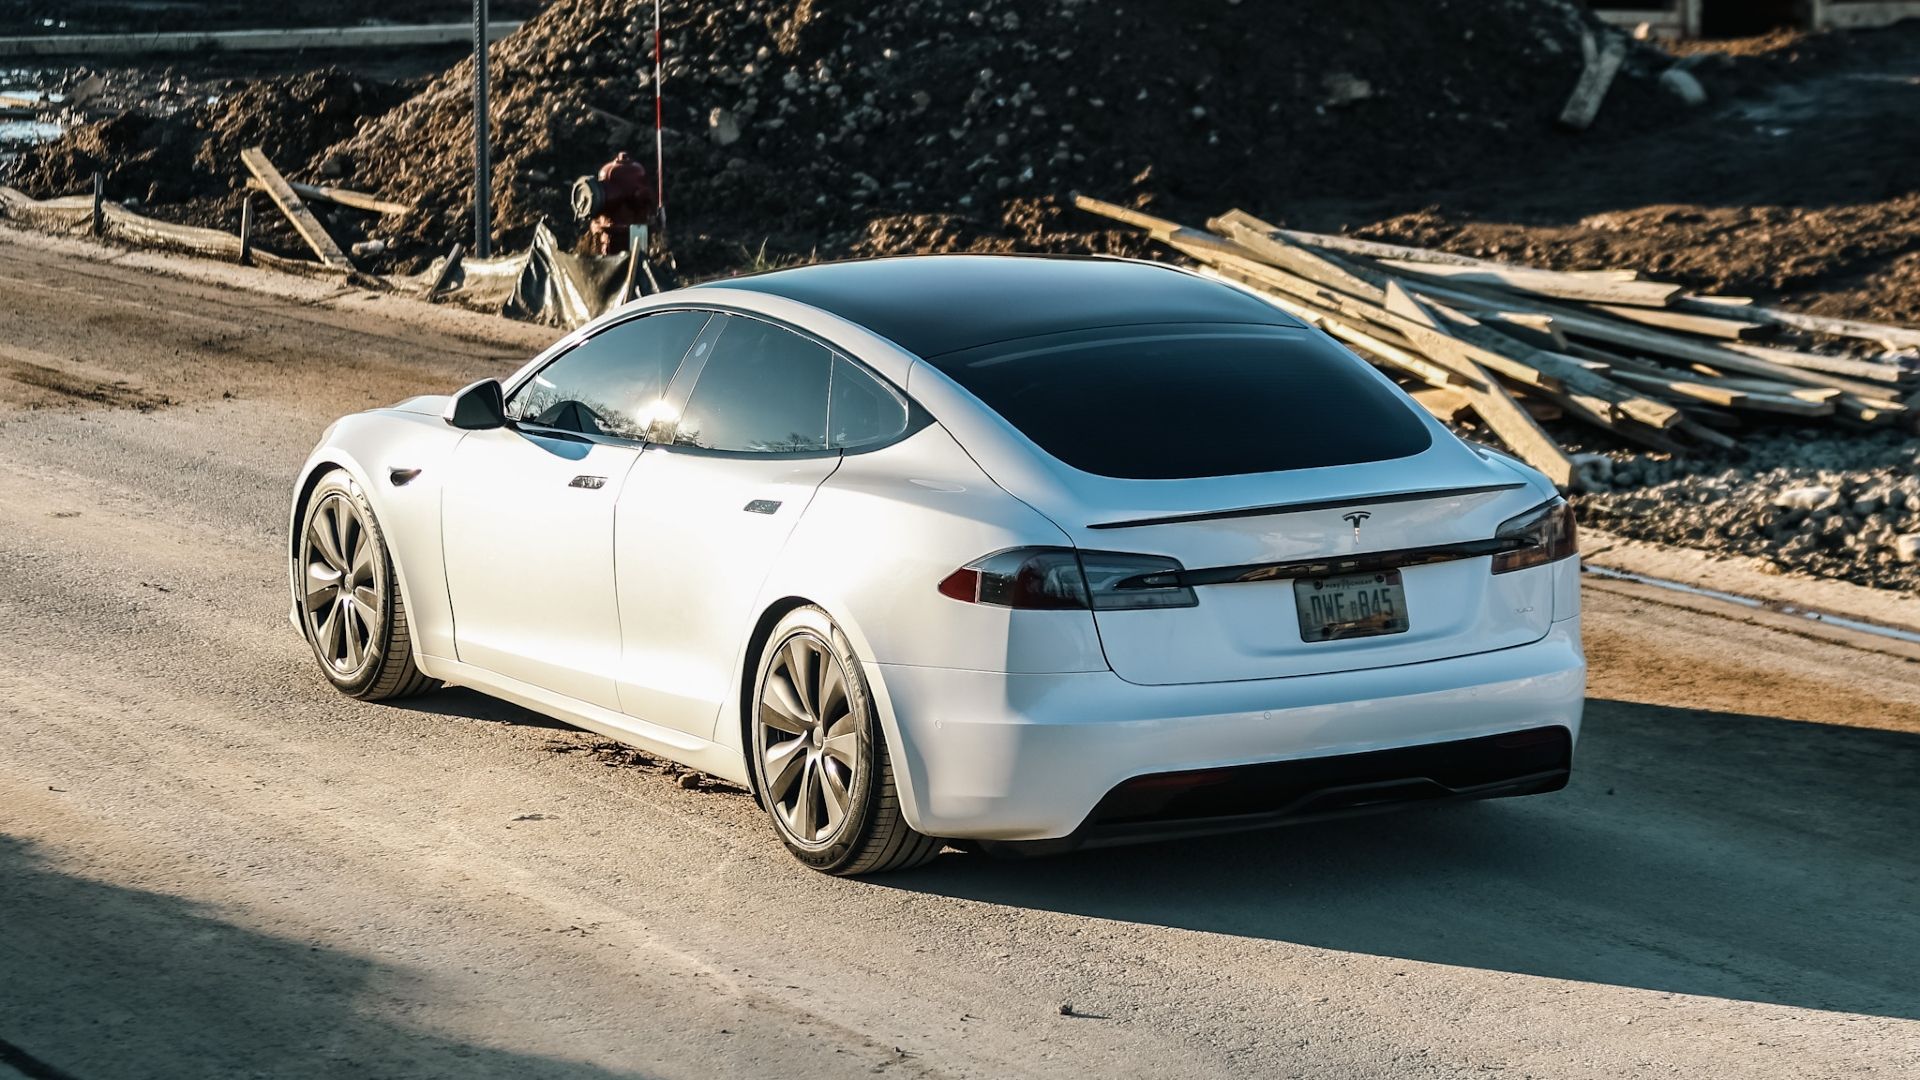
left=1075, top=196, right=1919, bottom=490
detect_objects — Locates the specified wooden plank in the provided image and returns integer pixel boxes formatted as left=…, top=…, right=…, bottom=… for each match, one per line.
left=248, top=176, right=413, bottom=216
left=1410, top=387, right=1474, bottom=423
left=1209, top=211, right=1388, bottom=303
left=1558, top=34, right=1627, bottom=131
left=1391, top=283, right=1684, bottom=430
left=1385, top=274, right=1908, bottom=401
left=1072, top=194, right=1183, bottom=238
left=1460, top=365, right=1576, bottom=489
left=1698, top=303, right=1920, bottom=351
left=1720, top=340, right=1913, bottom=384
left=1241, top=286, right=1471, bottom=391
left=1178, top=242, right=1553, bottom=391
left=1377, top=258, right=1683, bottom=308
left=240, top=147, right=352, bottom=270
left=1592, top=302, right=1768, bottom=340
left=0, top=22, right=521, bottom=58
left=427, top=243, right=465, bottom=297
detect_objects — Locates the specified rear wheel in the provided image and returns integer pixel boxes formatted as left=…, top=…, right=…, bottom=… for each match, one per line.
left=748, top=606, right=941, bottom=875
left=297, top=469, right=439, bottom=701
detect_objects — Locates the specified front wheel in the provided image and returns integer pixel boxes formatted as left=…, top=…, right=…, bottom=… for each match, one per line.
left=748, top=606, right=941, bottom=875
left=296, top=469, right=439, bottom=701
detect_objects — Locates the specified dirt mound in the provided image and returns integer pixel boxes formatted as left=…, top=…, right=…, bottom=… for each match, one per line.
left=312, top=0, right=1667, bottom=275
left=1338, top=22, right=1920, bottom=326
left=4, top=68, right=414, bottom=254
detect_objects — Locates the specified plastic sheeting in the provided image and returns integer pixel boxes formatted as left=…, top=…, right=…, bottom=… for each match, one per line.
left=501, top=222, right=633, bottom=329
left=411, top=222, right=671, bottom=330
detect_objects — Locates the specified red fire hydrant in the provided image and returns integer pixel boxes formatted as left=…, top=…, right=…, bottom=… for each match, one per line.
left=572, top=151, right=658, bottom=256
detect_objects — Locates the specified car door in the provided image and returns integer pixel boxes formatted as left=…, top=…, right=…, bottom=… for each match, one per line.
left=613, top=315, right=909, bottom=738
left=440, top=309, right=710, bottom=707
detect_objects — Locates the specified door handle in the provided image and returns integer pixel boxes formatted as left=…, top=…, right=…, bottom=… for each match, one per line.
left=743, top=499, right=781, bottom=515
left=568, top=475, right=607, bottom=489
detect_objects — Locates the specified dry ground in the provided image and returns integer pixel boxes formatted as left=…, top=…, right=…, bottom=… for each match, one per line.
left=1, top=227, right=1917, bottom=1079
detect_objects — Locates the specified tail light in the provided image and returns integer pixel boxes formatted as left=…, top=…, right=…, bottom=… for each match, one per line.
left=938, top=548, right=1197, bottom=610
left=1491, top=498, right=1578, bottom=574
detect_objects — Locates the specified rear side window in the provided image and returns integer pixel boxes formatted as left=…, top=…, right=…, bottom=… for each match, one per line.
left=508, top=309, right=710, bottom=440
left=673, top=316, right=832, bottom=453
left=829, top=356, right=909, bottom=449
left=927, top=324, right=1432, bottom=479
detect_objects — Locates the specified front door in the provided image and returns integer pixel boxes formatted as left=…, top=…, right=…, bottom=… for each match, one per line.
left=439, top=308, right=712, bottom=708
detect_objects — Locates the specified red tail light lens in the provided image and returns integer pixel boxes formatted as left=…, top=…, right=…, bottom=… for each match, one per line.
left=938, top=548, right=1197, bottom=610
left=1491, top=499, right=1578, bottom=574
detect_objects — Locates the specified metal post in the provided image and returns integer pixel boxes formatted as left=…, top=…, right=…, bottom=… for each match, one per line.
left=653, top=0, right=664, bottom=230
left=238, top=192, right=254, bottom=265
left=90, top=171, right=103, bottom=236
left=472, top=0, right=492, bottom=258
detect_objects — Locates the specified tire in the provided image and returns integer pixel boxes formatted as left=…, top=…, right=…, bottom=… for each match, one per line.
left=295, top=469, right=439, bottom=701
left=747, top=606, right=941, bottom=875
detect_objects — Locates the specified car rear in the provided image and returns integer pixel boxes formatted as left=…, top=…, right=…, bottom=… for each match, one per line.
left=875, top=317, right=1585, bottom=845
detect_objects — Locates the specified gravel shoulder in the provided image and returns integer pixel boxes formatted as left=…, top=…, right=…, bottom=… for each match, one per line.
left=2, top=228, right=1917, bottom=1079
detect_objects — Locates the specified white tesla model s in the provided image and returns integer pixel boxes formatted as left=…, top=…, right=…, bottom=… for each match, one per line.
left=289, top=255, right=1585, bottom=874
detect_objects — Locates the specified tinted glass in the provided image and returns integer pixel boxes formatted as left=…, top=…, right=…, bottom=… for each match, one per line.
left=507, top=310, right=709, bottom=440
left=928, top=324, right=1432, bottom=479
left=829, top=356, right=908, bottom=449
left=674, top=316, right=832, bottom=452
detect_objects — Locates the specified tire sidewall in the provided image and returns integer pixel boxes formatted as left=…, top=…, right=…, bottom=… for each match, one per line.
left=748, top=606, right=882, bottom=872
left=298, top=470, right=399, bottom=697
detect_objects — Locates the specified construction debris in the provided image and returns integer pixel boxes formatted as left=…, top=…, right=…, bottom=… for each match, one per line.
left=240, top=146, right=352, bottom=270
left=1559, top=33, right=1629, bottom=130
left=1076, top=196, right=1919, bottom=490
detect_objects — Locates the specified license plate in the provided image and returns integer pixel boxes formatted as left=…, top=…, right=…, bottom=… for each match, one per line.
left=1294, top=570, right=1410, bottom=642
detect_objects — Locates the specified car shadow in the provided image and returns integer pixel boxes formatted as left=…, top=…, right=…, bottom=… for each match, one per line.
left=0, top=833, right=650, bottom=1079
left=882, top=699, right=1920, bottom=1021
left=401, top=685, right=577, bottom=731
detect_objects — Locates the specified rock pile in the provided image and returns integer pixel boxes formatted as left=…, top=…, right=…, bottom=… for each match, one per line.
left=1576, top=432, right=1920, bottom=590
left=309, top=0, right=1668, bottom=274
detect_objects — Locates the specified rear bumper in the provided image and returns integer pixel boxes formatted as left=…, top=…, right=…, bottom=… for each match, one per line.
left=870, top=618, right=1585, bottom=842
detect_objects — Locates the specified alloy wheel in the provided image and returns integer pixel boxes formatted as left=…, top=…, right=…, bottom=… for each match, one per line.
left=757, top=632, right=861, bottom=847
left=302, top=493, right=381, bottom=676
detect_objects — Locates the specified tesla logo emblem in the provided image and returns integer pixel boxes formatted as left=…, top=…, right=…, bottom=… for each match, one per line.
left=1342, top=511, right=1372, bottom=541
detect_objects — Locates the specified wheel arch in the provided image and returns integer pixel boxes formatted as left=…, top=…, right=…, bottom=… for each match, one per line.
left=289, top=449, right=435, bottom=665
left=733, top=594, right=929, bottom=832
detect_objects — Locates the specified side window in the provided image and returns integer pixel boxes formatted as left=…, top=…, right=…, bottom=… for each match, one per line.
left=506, top=309, right=710, bottom=440
left=829, top=356, right=909, bottom=449
left=673, top=316, right=832, bottom=453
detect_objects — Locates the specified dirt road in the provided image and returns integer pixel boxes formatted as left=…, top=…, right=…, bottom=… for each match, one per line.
left=1, top=228, right=1916, bottom=1080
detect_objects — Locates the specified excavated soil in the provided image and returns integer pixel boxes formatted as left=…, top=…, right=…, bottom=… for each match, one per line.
left=1326, top=23, right=1920, bottom=326
left=298, top=0, right=1676, bottom=275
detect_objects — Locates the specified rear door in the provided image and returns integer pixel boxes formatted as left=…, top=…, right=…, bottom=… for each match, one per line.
left=614, top=315, right=903, bottom=737
left=919, top=323, right=1558, bottom=685
left=440, top=309, right=709, bottom=705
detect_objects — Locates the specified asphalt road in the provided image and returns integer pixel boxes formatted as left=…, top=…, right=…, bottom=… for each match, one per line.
left=2, top=228, right=1917, bottom=1080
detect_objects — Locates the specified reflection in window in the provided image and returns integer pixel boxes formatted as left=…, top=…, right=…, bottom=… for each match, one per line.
left=829, top=356, right=908, bottom=449
left=506, top=310, right=710, bottom=440
left=674, top=317, right=832, bottom=453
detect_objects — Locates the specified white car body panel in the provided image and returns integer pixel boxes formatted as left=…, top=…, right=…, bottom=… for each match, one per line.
left=289, top=255, right=1586, bottom=848
left=613, top=445, right=843, bottom=738
left=442, top=427, right=642, bottom=708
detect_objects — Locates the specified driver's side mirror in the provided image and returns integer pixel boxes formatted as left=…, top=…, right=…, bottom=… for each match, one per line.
left=443, top=379, right=507, bottom=430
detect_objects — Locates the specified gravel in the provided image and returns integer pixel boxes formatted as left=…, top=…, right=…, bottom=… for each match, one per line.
left=1574, top=431, right=1920, bottom=591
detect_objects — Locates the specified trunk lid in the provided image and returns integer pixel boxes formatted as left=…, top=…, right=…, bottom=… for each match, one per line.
left=1023, top=442, right=1553, bottom=685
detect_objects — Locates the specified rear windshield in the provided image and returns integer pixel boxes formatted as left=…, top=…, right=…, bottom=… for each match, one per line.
left=925, top=324, right=1433, bottom=479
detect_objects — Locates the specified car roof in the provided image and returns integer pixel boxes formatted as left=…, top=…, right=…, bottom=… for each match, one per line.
left=690, top=254, right=1304, bottom=358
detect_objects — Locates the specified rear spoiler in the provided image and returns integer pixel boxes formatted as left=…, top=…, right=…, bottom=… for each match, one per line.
left=1086, top=482, right=1525, bottom=531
